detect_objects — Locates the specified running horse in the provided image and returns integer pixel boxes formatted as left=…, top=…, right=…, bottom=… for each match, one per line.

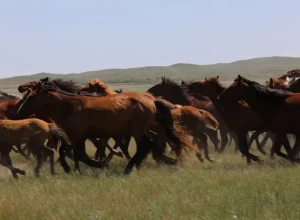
left=184, top=75, right=291, bottom=164
left=78, top=78, right=220, bottom=163
left=17, top=78, right=202, bottom=174
left=147, top=77, right=227, bottom=153
left=218, top=75, right=300, bottom=163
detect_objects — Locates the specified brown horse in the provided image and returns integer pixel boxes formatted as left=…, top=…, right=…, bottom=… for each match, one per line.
left=185, top=75, right=292, bottom=164
left=17, top=78, right=201, bottom=174
left=18, top=78, right=123, bottom=162
left=78, top=79, right=220, bottom=163
left=0, top=118, right=70, bottom=178
left=147, top=77, right=230, bottom=153
left=77, top=78, right=132, bottom=161
left=218, top=75, right=300, bottom=162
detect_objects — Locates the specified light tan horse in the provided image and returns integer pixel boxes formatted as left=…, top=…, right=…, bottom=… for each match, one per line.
left=0, top=118, right=70, bottom=178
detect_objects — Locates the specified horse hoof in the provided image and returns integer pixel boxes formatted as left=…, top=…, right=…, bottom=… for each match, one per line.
left=114, top=151, right=124, bottom=158
left=51, top=172, right=58, bottom=175
left=19, top=170, right=26, bottom=175
left=208, top=159, right=215, bottom=164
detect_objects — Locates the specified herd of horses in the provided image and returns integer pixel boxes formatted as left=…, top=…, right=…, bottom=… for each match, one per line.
left=1, top=69, right=300, bottom=179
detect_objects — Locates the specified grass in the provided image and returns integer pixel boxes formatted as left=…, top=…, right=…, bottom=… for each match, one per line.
left=1, top=140, right=300, bottom=220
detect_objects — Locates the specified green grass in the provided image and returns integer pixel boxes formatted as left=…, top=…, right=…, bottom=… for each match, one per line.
left=1, top=140, right=300, bottom=220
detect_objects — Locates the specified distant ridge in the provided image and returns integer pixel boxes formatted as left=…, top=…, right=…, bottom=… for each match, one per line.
left=1, top=56, right=300, bottom=86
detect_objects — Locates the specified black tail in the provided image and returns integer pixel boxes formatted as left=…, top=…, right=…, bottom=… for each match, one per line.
left=154, top=100, right=200, bottom=155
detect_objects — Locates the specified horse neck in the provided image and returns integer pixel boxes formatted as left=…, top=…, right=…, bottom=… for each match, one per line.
left=237, top=90, right=283, bottom=122
left=39, top=92, right=79, bottom=125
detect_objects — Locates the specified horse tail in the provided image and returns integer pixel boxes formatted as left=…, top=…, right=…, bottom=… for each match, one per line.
left=154, top=100, right=200, bottom=156
left=48, top=124, right=71, bottom=151
left=197, top=109, right=219, bottom=130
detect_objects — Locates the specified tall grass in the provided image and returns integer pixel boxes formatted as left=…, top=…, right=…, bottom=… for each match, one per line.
left=1, top=141, right=300, bottom=220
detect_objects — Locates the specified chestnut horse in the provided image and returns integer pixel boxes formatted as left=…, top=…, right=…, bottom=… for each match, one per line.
left=218, top=75, right=300, bottom=163
left=78, top=79, right=220, bottom=163
left=184, top=75, right=291, bottom=164
left=17, top=78, right=201, bottom=174
left=77, top=78, right=131, bottom=161
left=0, top=118, right=70, bottom=178
left=148, top=77, right=229, bottom=153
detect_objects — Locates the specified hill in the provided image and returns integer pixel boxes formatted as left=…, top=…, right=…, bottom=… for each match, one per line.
left=0, top=56, right=299, bottom=87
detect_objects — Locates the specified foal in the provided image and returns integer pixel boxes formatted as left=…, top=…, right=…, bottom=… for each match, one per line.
left=0, top=118, right=70, bottom=178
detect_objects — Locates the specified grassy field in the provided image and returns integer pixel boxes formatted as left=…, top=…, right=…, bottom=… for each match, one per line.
left=1, top=140, right=300, bottom=220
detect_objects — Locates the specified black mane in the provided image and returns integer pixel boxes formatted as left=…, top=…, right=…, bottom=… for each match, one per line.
left=46, top=78, right=82, bottom=94
left=40, top=80, right=103, bottom=97
left=240, top=77, right=290, bottom=100
left=0, top=90, right=20, bottom=100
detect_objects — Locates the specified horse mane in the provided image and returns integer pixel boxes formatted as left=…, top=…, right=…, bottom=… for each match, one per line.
left=88, top=78, right=117, bottom=95
left=0, top=90, right=20, bottom=100
left=49, top=78, right=82, bottom=94
left=40, top=82, right=102, bottom=97
left=158, top=77, right=210, bottom=102
left=240, top=77, right=290, bottom=100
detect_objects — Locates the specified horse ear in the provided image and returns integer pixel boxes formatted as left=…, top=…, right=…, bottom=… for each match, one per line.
left=205, top=77, right=208, bottom=82
left=237, top=75, right=242, bottom=84
left=216, top=75, right=219, bottom=80
left=269, top=78, right=274, bottom=87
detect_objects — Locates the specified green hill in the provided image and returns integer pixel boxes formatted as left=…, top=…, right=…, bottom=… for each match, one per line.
left=1, top=56, right=300, bottom=87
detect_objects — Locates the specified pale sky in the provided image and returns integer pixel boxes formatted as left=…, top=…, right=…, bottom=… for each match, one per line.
left=1, top=0, right=300, bottom=78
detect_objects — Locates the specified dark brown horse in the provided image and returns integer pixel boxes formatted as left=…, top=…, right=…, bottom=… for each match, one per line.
left=218, top=75, right=300, bottom=163
left=147, top=77, right=233, bottom=153
left=17, top=78, right=202, bottom=174
left=185, top=75, right=291, bottom=164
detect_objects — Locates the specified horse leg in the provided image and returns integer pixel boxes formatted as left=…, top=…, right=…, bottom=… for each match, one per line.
left=260, top=132, right=270, bottom=150
left=15, top=144, right=31, bottom=160
left=119, top=137, right=131, bottom=160
left=89, top=138, right=106, bottom=161
left=237, top=134, right=263, bottom=164
left=33, top=150, right=44, bottom=177
left=249, top=130, right=267, bottom=155
left=218, top=128, right=228, bottom=153
left=58, top=141, right=71, bottom=173
left=0, top=151, right=25, bottom=179
left=288, top=134, right=300, bottom=162
left=124, top=134, right=152, bottom=174
left=270, top=135, right=290, bottom=160
left=196, top=133, right=214, bottom=163
left=41, top=146, right=56, bottom=175
left=73, top=139, right=102, bottom=171
left=205, top=129, right=219, bottom=153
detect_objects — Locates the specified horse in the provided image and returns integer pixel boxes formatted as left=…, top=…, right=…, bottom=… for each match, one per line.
left=77, top=78, right=131, bottom=161
left=147, top=77, right=228, bottom=153
left=18, top=78, right=123, bottom=162
left=77, top=79, right=220, bottom=163
left=17, top=78, right=202, bottom=175
left=0, top=118, right=70, bottom=178
left=217, top=75, right=300, bottom=163
left=184, top=75, right=291, bottom=164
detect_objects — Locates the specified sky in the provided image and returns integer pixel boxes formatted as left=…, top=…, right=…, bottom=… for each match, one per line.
left=1, top=0, right=300, bottom=77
